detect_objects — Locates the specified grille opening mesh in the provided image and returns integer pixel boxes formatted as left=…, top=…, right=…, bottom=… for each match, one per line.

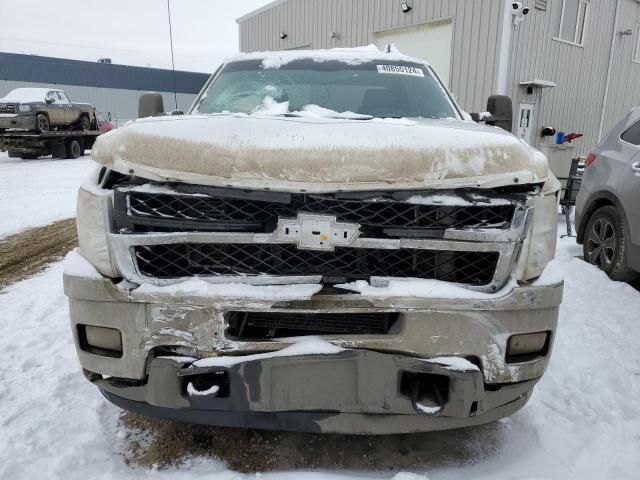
left=226, top=311, right=400, bottom=339
left=118, top=190, right=515, bottom=238
left=134, top=244, right=499, bottom=286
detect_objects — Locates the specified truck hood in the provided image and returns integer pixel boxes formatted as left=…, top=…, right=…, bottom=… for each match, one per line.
left=91, top=114, right=549, bottom=192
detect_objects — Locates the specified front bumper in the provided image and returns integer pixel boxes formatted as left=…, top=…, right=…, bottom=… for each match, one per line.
left=0, top=113, right=36, bottom=130
left=96, top=354, right=537, bottom=435
left=65, top=270, right=562, bottom=433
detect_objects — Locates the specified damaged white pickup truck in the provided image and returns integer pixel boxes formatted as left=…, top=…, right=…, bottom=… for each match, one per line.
left=64, top=46, right=563, bottom=434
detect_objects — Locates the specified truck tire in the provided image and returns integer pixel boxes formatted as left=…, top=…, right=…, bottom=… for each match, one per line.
left=36, top=114, right=50, bottom=133
left=79, top=114, right=91, bottom=131
left=7, top=149, right=19, bottom=158
left=66, top=139, right=83, bottom=159
left=583, top=205, right=638, bottom=282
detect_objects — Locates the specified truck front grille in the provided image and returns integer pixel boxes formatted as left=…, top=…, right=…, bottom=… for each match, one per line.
left=226, top=311, right=399, bottom=338
left=134, top=244, right=499, bottom=286
left=116, top=189, right=515, bottom=238
left=0, top=103, right=17, bottom=114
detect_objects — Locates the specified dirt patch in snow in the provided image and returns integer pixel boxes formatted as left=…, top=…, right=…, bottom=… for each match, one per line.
left=0, top=218, right=77, bottom=290
left=121, top=412, right=505, bottom=473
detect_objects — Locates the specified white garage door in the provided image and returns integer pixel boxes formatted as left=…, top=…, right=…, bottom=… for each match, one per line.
left=374, top=19, right=453, bottom=88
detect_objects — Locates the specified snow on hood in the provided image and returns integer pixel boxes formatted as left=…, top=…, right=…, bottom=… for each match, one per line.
left=91, top=113, right=549, bottom=192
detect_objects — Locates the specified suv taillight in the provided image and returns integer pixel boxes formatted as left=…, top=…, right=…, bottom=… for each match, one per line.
left=585, top=153, right=597, bottom=168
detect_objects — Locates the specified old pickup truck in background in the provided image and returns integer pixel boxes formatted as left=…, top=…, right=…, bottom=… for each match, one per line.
left=65, top=46, right=563, bottom=434
left=0, top=88, right=94, bottom=133
left=0, top=87, right=103, bottom=159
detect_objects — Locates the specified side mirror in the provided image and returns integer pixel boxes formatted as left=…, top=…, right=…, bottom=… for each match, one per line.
left=138, top=93, right=164, bottom=118
left=45, top=98, right=54, bottom=104
left=485, top=95, right=513, bottom=133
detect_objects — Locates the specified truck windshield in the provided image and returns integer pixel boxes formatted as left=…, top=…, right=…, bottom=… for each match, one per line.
left=194, top=59, right=458, bottom=119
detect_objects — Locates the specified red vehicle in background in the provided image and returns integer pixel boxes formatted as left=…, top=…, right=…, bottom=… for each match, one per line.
left=96, top=111, right=114, bottom=132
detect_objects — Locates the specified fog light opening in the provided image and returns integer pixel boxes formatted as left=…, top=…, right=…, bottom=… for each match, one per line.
left=506, top=331, right=550, bottom=363
left=184, top=371, right=230, bottom=399
left=79, top=325, right=123, bottom=358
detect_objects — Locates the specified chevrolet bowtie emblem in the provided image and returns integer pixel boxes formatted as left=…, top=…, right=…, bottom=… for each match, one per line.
left=273, top=214, right=361, bottom=251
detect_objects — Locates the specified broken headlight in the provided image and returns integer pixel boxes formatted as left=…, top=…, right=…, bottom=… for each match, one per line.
left=76, top=168, right=119, bottom=277
left=515, top=177, right=560, bottom=281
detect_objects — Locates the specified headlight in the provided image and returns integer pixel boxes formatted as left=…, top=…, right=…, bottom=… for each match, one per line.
left=76, top=168, right=119, bottom=277
left=18, top=104, right=31, bottom=112
left=515, top=177, right=560, bottom=281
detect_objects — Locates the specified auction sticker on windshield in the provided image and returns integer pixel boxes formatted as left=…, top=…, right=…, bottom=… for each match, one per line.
left=376, top=65, right=425, bottom=77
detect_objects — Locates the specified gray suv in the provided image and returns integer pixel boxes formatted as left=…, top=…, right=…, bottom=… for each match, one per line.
left=576, top=108, right=640, bottom=282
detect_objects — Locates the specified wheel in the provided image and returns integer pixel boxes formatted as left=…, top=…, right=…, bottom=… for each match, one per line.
left=583, top=205, right=638, bottom=282
left=79, top=114, right=91, bottom=131
left=66, top=139, right=83, bottom=159
left=36, top=113, right=50, bottom=133
left=7, top=149, right=19, bottom=158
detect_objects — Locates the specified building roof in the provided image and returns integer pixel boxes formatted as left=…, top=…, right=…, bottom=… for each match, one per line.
left=236, top=0, right=288, bottom=23
left=0, top=52, right=210, bottom=94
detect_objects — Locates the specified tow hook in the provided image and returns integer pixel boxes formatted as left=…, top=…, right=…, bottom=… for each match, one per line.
left=403, top=372, right=448, bottom=416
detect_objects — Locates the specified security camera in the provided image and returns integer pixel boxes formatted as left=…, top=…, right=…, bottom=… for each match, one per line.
left=512, top=2, right=530, bottom=24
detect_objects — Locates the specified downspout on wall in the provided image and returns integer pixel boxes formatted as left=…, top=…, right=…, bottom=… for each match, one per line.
left=496, top=0, right=513, bottom=95
left=598, top=0, right=621, bottom=142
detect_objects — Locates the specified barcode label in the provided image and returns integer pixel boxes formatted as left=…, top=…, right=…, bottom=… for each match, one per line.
left=376, top=65, right=425, bottom=77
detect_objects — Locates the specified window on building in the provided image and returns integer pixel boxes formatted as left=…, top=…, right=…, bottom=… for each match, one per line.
left=621, top=121, right=640, bottom=146
left=555, top=0, right=589, bottom=46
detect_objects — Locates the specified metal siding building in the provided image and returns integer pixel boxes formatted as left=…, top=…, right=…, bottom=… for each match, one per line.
left=238, top=0, right=640, bottom=155
left=0, top=52, right=210, bottom=126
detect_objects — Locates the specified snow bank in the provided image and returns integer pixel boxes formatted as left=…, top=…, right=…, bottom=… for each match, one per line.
left=0, top=151, right=94, bottom=239
left=191, top=338, right=344, bottom=368
left=135, top=279, right=322, bottom=300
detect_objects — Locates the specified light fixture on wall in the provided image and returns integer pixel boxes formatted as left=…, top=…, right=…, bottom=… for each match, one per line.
left=279, top=32, right=288, bottom=40
left=400, top=2, right=412, bottom=13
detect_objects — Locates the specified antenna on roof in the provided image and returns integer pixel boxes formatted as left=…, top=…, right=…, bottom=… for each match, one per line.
left=166, top=0, right=178, bottom=111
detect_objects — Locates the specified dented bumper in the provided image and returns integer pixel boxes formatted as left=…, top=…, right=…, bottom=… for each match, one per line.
left=95, top=353, right=537, bottom=434
left=64, top=269, right=561, bottom=433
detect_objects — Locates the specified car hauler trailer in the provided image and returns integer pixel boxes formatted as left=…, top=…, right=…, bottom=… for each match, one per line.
left=0, top=130, right=103, bottom=159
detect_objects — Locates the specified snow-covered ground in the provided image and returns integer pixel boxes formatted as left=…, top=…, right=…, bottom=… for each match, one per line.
left=0, top=151, right=94, bottom=239
left=1, top=220, right=639, bottom=479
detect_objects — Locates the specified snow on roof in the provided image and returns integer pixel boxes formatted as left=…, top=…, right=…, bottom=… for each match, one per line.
left=228, top=45, right=431, bottom=69
left=1, top=87, right=61, bottom=102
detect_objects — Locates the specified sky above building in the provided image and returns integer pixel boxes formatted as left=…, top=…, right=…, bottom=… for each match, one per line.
left=0, top=0, right=271, bottom=73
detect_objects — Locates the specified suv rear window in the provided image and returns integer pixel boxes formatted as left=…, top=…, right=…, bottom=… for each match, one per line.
left=621, top=121, right=640, bottom=145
